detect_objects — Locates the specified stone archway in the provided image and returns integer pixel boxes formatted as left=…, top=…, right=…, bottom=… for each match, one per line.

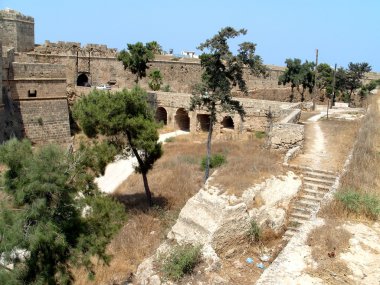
left=77, top=73, right=89, bottom=86
left=155, top=107, right=167, bottom=125
left=221, top=116, right=234, bottom=129
left=175, top=108, right=190, bottom=131
left=197, top=114, right=210, bottom=132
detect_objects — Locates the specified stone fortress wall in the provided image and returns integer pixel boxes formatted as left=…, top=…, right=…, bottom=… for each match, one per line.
left=1, top=8, right=379, bottom=147
left=14, top=41, right=287, bottom=94
left=1, top=9, right=71, bottom=144
left=0, top=9, right=34, bottom=52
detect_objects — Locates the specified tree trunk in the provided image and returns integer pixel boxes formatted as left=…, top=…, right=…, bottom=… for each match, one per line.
left=126, top=131, right=153, bottom=207
left=204, top=115, right=214, bottom=183
left=142, top=171, right=153, bottom=207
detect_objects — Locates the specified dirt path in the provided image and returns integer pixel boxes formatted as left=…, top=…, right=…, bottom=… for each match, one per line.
left=292, top=107, right=362, bottom=172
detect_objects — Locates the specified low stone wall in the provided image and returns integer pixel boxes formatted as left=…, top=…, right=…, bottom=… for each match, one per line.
left=270, top=123, right=304, bottom=151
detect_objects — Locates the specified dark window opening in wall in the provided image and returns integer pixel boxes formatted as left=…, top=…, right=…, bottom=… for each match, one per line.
left=77, top=73, right=90, bottom=87
left=155, top=107, right=167, bottom=125
left=28, top=90, right=37, bottom=97
left=221, top=116, right=234, bottom=129
left=197, top=114, right=210, bottom=132
left=175, top=108, right=190, bottom=131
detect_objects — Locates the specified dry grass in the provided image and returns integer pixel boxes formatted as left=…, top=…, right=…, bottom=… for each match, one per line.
left=73, top=132, right=281, bottom=284
left=306, top=221, right=353, bottom=284
left=210, top=138, right=283, bottom=195
left=322, top=96, right=380, bottom=220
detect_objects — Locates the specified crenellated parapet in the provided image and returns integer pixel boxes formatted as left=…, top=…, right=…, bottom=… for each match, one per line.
left=32, top=41, right=117, bottom=57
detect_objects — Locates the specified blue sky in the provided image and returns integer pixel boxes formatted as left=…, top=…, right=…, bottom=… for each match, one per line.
left=2, top=0, right=379, bottom=71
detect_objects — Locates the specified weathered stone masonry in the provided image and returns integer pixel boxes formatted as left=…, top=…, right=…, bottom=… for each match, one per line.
left=1, top=9, right=71, bottom=144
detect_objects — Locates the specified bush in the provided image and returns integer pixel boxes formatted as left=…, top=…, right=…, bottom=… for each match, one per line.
left=164, top=137, right=175, bottom=143
left=335, top=189, right=380, bottom=219
left=161, top=244, right=201, bottom=281
left=201, top=153, right=226, bottom=171
left=247, top=220, right=261, bottom=243
left=161, top=84, right=171, bottom=92
left=255, top=131, right=266, bottom=139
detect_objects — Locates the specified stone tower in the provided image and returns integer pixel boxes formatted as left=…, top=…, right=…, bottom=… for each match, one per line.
left=0, top=9, right=71, bottom=144
left=0, top=8, right=34, bottom=52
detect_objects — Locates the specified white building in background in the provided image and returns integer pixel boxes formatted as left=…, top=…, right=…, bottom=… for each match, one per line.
left=181, top=51, right=198, bottom=58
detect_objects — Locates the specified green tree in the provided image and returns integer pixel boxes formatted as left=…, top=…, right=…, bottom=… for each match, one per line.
left=73, top=87, right=162, bottom=206
left=146, top=41, right=163, bottom=55
left=316, top=63, right=334, bottom=98
left=358, top=79, right=379, bottom=100
left=345, top=62, right=372, bottom=102
left=0, top=139, right=125, bottom=285
left=278, top=58, right=315, bottom=102
left=117, top=42, right=154, bottom=84
left=148, top=69, right=163, bottom=91
left=190, top=27, right=267, bottom=181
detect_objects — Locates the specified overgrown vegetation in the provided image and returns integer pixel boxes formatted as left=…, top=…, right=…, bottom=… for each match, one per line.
left=0, top=139, right=125, bottom=284
left=247, top=220, right=261, bottom=243
left=200, top=153, right=226, bottom=170
left=255, top=131, right=266, bottom=139
left=335, top=190, right=380, bottom=219
left=323, top=96, right=380, bottom=220
left=148, top=69, right=163, bottom=91
left=160, top=244, right=201, bottom=281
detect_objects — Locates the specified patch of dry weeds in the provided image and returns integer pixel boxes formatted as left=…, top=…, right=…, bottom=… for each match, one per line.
left=306, top=220, right=354, bottom=285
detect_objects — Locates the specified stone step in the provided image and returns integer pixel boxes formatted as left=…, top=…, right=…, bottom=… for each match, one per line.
left=304, top=176, right=335, bottom=187
left=300, top=194, right=323, bottom=203
left=292, top=206, right=312, bottom=215
left=303, top=171, right=337, bottom=181
left=288, top=217, right=306, bottom=225
left=304, top=182, right=331, bottom=191
left=287, top=164, right=337, bottom=176
left=289, top=211, right=310, bottom=220
left=295, top=199, right=319, bottom=209
left=286, top=225, right=300, bottom=233
left=303, top=188, right=326, bottom=198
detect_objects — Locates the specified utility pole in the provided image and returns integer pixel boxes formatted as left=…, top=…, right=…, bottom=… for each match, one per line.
left=312, top=49, right=319, bottom=111
left=331, top=63, right=337, bottom=109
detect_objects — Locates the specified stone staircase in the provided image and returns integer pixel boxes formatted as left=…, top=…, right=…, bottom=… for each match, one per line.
left=284, top=166, right=337, bottom=238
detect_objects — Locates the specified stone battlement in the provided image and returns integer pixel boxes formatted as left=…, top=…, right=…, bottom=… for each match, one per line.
left=32, top=41, right=117, bottom=57
left=0, top=9, right=34, bottom=23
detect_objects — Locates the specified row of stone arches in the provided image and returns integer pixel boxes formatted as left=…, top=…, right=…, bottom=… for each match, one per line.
left=154, top=107, right=234, bottom=132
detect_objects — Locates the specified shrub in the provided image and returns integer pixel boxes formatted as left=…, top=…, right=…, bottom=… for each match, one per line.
left=148, top=70, right=163, bottom=91
left=164, top=137, right=175, bottom=143
left=247, top=220, right=261, bottom=243
left=161, top=84, right=171, bottom=92
left=200, top=153, right=226, bottom=171
left=161, top=244, right=201, bottom=281
left=335, top=189, right=380, bottom=219
left=255, top=131, right=266, bottom=139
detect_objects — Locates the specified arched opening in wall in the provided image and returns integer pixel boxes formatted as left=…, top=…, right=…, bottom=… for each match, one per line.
left=221, top=116, right=234, bottom=129
left=155, top=107, right=167, bottom=125
left=197, top=114, right=210, bottom=132
left=77, top=73, right=89, bottom=87
left=175, top=108, right=190, bottom=131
